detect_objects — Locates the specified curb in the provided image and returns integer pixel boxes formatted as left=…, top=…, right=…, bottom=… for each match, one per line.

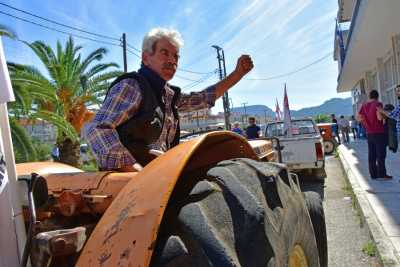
left=338, top=145, right=400, bottom=266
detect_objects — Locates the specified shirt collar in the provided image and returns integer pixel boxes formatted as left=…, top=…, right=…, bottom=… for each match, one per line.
left=138, top=64, right=166, bottom=91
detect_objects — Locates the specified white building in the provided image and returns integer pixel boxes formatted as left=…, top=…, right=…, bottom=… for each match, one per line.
left=334, top=0, right=400, bottom=113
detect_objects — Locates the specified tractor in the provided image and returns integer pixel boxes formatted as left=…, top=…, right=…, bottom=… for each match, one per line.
left=16, top=131, right=327, bottom=267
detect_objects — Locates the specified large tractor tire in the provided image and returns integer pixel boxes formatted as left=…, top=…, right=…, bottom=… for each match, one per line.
left=304, top=191, right=328, bottom=267
left=151, top=158, right=321, bottom=266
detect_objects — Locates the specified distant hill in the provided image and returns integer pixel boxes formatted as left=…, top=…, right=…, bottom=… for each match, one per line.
left=291, top=97, right=352, bottom=118
left=231, top=105, right=275, bottom=117
left=229, top=97, right=352, bottom=118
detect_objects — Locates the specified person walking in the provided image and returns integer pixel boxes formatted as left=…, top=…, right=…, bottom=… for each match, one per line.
left=377, top=85, right=400, bottom=152
left=349, top=115, right=359, bottom=140
left=331, top=114, right=341, bottom=144
left=358, top=90, right=392, bottom=180
left=338, top=115, right=350, bottom=143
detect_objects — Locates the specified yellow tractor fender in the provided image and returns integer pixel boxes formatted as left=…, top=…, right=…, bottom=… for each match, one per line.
left=76, top=131, right=259, bottom=267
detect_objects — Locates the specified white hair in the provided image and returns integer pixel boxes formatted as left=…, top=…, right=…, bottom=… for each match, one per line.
left=142, top=27, right=184, bottom=54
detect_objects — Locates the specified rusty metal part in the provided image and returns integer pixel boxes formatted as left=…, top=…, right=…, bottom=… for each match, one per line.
left=45, top=171, right=111, bottom=192
left=16, top=162, right=83, bottom=177
left=35, top=227, right=86, bottom=267
left=76, top=131, right=261, bottom=267
left=57, top=190, right=84, bottom=217
left=48, top=172, right=137, bottom=215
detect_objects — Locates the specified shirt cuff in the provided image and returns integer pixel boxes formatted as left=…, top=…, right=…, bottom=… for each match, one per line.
left=204, top=85, right=217, bottom=107
left=98, top=149, right=136, bottom=170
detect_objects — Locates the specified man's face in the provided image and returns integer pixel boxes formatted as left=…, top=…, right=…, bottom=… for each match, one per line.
left=142, top=38, right=179, bottom=81
left=396, top=86, right=400, bottom=96
left=248, top=119, right=255, bottom=125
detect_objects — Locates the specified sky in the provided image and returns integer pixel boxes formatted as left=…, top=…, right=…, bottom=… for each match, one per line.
left=1, top=0, right=349, bottom=113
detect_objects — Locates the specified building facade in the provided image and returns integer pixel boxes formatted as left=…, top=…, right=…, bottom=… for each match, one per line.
left=19, top=118, right=57, bottom=144
left=334, top=0, right=400, bottom=113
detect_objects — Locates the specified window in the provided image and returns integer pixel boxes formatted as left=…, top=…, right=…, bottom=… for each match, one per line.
left=383, top=57, right=394, bottom=89
left=265, top=120, right=317, bottom=137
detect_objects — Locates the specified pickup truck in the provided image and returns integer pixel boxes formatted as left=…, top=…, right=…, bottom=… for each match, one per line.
left=264, top=118, right=326, bottom=178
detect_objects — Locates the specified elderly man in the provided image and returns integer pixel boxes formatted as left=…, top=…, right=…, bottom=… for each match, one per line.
left=84, top=28, right=253, bottom=171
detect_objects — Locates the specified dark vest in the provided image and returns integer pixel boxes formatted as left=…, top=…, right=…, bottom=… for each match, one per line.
left=106, top=71, right=181, bottom=166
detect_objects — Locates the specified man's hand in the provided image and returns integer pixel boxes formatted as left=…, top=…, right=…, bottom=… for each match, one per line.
left=234, top=55, right=254, bottom=77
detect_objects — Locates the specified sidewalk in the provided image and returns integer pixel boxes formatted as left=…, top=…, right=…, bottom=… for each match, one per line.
left=338, top=139, right=400, bottom=266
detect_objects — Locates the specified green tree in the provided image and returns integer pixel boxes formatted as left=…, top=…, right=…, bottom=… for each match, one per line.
left=10, top=36, right=122, bottom=166
left=314, top=114, right=330, bottom=123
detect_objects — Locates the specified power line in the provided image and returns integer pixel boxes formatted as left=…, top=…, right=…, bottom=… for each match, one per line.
left=0, top=5, right=219, bottom=75
left=126, top=48, right=141, bottom=58
left=177, top=68, right=215, bottom=75
left=127, top=43, right=141, bottom=53
left=0, top=10, right=122, bottom=47
left=182, top=71, right=216, bottom=90
left=0, top=2, right=120, bottom=41
left=246, top=52, right=332, bottom=81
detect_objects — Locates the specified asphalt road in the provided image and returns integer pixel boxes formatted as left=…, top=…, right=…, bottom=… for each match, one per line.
left=300, top=156, right=380, bottom=267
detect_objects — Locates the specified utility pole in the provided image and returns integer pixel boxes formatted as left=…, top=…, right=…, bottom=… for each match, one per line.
left=242, top=102, right=248, bottom=124
left=264, top=110, right=268, bottom=124
left=122, top=33, right=128, bottom=73
left=212, top=45, right=230, bottom=130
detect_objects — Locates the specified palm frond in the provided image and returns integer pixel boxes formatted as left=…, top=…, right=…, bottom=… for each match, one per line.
left=33, top=111, right=79, bottom=142
left=84, top=63, right=119, bottom=79
left=79, top=47, right=108, bottom=73
left=0, top=24, right=16, bottom=39
left=10, top=118, right=37, bottom=162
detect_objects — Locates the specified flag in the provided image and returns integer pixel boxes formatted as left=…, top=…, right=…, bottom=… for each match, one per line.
left=0, top=36, right=24, bottom=266
left=275, top=98, right=282, bottom=121
left=283, top=84, right=292, bottom=137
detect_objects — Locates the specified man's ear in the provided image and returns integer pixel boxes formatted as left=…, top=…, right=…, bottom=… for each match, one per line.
left=142, top=51, right=149, bottom=66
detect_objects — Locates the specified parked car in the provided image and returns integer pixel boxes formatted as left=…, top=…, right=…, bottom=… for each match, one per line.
left=265, top=119, right=326, bottom=178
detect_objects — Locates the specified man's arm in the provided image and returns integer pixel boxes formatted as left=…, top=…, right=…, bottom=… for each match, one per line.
left=214, top=55, right=254, bottom=98
left=178, top=55, right=253, bottom=113
left=84, top=79, right=142, bottom=172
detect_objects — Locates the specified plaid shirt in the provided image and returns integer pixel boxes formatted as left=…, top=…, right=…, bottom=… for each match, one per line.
left=84, top=78, right=216, bottom=170
left=389, top=104, right=400, bottom=136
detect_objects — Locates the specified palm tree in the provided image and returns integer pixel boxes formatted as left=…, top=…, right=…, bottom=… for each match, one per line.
left=11, top=36, right=122, bottom=166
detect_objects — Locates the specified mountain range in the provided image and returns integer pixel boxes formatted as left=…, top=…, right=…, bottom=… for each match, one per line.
left=229, top=97, right=352, bottom=118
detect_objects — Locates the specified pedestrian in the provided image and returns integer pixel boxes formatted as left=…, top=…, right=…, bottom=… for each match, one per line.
left=358, top=90, right=392, bottom=180
left=231, top=121, right=244, bottom=136
left=377, top=85, right=400, bottom=145
left=245, top=117, right=261, bottom=139
left=382, top=104, right=397, bottom=153
left=349, top=115, right=359, bottom=140
left=84, top=28, right=253, bottom=171
left=51, top=145, right=59, bottom=162
left=331, top=114, right=341, bottom=144
left=338, top=115, right=350, bottom=143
